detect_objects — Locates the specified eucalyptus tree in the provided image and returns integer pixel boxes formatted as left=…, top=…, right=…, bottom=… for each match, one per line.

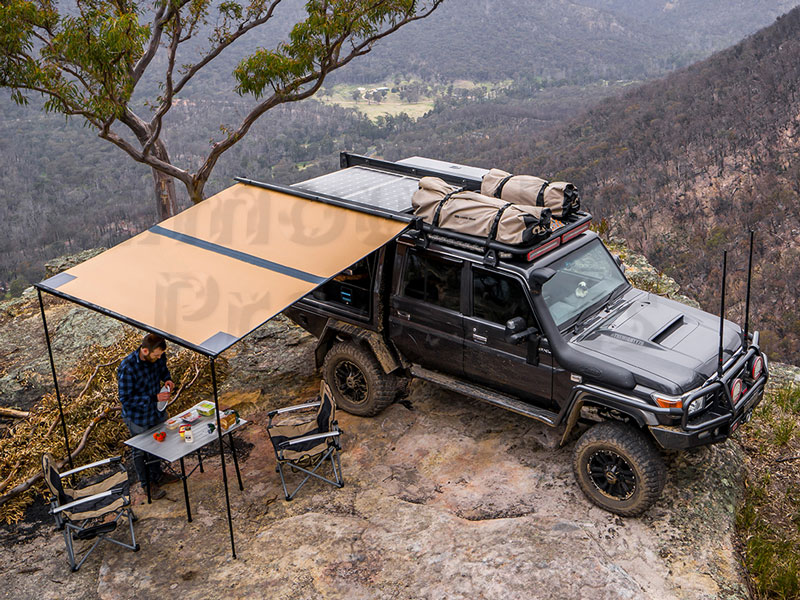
left=0, top=0, right=443, bottom=219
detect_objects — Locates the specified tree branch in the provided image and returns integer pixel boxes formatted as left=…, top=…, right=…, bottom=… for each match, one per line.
left=131, top=0, right=182, bottom=82
left=0, top=408, right=30, bottom=420
left=193, top=0, right=443, bottom=190
left=143, top=11, right=183, bottom=156
left=172, top=0, right=284, bottom=97
left=0, top=405, right=120, bottom=506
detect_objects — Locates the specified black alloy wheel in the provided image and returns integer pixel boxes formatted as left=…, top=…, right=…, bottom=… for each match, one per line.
left=572, top=421, right=666, bottom=516
left=333, top=359, right=369, bottom=406
left=322, top=341, right=397, bottom=417
left=586, top=449, right=636, bottom=501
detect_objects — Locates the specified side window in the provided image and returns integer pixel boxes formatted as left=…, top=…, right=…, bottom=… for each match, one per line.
left=309, top=254, right=374, bottom=315
left=401, top=249, right=461, bottom=311
left=472, top=267, right=536, bottom=328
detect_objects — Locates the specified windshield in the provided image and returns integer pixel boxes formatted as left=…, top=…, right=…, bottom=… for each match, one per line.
left=541, top=239, right=629, bottom=329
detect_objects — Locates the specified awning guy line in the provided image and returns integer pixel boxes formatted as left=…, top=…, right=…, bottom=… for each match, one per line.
left=149, top=225, right=325, bottom=285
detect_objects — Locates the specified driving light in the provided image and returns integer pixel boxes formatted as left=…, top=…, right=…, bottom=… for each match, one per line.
left=731, top=378, right=744, bottom=403
left=750, top=356, right=764, bottom=380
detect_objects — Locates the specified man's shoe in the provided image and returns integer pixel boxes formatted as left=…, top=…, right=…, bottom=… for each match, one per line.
left=158, top=472, right=182, bottom=486
left=148, top=484, right=167, bottom=500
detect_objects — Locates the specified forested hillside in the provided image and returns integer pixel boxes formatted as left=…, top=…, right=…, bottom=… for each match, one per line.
left=338, top=0, right=798, bottom=83
left=440, top=8, right=800, bottom=360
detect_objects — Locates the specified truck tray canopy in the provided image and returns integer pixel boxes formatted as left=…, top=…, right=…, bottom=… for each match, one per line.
left=36, top=182, right=408, bottom=356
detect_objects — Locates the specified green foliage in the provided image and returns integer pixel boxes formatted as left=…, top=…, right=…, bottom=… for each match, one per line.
left=234, top=0, right=416, bottom=98
left=0, top=0, right=147, bottom=120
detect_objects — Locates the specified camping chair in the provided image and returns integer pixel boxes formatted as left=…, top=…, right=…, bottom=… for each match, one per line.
left=41, top=453, right=138, bottom=572
left=267, top=380, right=344, bottom=501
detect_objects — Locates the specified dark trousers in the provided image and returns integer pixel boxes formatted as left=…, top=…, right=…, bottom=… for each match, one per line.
left=124, top=417, right=163, bottom=485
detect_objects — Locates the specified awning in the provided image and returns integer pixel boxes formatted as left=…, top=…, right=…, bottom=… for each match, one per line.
left=37, top=182, right=409, bottom=356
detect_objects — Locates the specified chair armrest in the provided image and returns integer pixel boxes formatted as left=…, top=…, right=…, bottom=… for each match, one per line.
left=279, top=430, right=340, bottom=448
left=51, top=488, right=124, bottom=514
left=268, top=402, right=321, bottom=418
left=60, top=456, right=122, bottom=478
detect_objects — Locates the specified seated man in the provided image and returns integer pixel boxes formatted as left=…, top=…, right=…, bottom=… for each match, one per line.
left=117, top=333, right=178, bottom=499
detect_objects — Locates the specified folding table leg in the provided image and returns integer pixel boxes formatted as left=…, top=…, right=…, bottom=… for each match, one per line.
left=196, top=450, right=204, bottom=473
left=229, top=432, right=244, bottom=491
left=143, top=460, right=152, bottom=504
left=180, top=457, right=192, bottom=522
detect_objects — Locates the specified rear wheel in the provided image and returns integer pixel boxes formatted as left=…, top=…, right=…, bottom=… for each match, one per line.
left=323, top=341, right=396, bottom=416
left=572, top=421, right=666, bottom=516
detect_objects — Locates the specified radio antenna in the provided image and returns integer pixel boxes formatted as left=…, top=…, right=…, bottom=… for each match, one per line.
left=742, top=229, right=755, bottom=347
left=717, top=250, right=728, bottom=378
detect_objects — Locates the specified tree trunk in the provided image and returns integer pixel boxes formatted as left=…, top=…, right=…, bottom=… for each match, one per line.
left=150, top=139, right=179, bottom=221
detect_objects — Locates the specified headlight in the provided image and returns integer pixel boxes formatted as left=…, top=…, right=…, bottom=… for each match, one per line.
left=652, top=392, right=707, bottom=415
left=731, top=378, right=744, bottom=403
left=686, top=394, right=707, bottom=415
left=750, top=355, right=764, bottom=380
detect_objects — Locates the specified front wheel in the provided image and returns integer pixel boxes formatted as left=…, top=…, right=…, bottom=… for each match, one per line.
left=572, top=421, right=666, bottom=516
left=322, top=341, right=396, bottom=417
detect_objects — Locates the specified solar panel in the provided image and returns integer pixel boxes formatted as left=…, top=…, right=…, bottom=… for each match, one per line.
left=293, top=166, right=419, bottom=213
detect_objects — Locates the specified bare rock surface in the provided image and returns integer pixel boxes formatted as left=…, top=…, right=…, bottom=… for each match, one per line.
left=0, top=248, right=756, bottom=599
left=2, top=319, right=750, bottom=600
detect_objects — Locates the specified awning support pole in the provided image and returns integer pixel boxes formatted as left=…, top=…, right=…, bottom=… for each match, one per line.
left=38, top=289, right=73, bottom=470
left=211, top=358, right=236, bottom=559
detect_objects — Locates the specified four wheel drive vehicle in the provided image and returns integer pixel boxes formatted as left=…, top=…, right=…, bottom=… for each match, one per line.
left=281, top=153, right=769, bottom=516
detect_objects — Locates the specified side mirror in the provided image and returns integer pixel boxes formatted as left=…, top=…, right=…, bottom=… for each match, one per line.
left=505, top=316, right=537, bottom=344
left=613, top=254, right=627, bottom=274
left=529, top=267, right=556, bottom=288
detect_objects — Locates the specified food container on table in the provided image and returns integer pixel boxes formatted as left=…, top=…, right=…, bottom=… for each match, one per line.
left=196, top=401, right=216, bottom=417
left=166, top=417, right=181, bottom=430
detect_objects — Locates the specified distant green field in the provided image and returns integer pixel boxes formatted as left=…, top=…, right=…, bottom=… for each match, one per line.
left=318, top=79, right=510, bottom=121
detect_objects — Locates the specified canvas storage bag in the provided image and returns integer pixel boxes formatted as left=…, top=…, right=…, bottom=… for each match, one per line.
left=481, top=168, right=580, bottom=218
left=412, top=177, right=551, bottom=245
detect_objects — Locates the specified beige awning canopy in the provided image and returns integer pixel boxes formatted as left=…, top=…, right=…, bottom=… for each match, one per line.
left=37, top=182, right=408, bottom=356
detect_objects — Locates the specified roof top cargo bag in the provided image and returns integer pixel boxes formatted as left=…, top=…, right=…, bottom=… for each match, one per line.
left=481, top=168, right=580, bottom=219
left=412, top=177, right=551, bottom=245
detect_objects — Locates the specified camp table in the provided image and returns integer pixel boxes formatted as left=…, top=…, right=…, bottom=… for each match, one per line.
left=125, top=405, right=246, bottom=522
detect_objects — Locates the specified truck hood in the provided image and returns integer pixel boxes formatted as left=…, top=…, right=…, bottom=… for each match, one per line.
left=569, top=290, right=743, bottom=395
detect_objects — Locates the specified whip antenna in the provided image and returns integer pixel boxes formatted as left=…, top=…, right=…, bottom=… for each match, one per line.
left=742, top=229, right=755, bottom=347
left=718, top=250, right=728, bottom=378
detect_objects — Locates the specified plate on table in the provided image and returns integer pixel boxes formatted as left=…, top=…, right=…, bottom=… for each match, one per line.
left=181, top=409, right=200, bottom=423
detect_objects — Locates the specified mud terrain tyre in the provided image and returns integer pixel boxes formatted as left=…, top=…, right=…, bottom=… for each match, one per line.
left=323, top=341, right=396, bottom=417
left=572, top=421, right=666, bottom=516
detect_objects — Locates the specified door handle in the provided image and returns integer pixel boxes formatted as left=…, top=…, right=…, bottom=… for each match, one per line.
left=473, top=333, right=487, bottom=344
left=396, top=310, right=411, bottom=320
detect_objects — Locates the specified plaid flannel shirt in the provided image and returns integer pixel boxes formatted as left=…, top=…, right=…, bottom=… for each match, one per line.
left=117, top=350, right=173, bottom=428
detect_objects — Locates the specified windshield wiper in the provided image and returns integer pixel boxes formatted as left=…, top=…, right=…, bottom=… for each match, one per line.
left=568, top=283, right=629, bottom=333
left=602, top=282, right=630, bottom=310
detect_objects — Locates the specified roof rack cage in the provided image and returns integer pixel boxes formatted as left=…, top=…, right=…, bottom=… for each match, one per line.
left=406, top=212, right=592, bottom=265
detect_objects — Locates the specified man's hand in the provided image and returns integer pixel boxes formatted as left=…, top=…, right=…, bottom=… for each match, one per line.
left=164, top=380, right=175, bottom=392
left=157, top=391, right=170, bottom=403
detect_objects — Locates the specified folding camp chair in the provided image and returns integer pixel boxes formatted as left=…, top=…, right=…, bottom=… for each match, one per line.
left=267, top=380, right=344, bottom=500
left=41, top=453, right=138, bottom=572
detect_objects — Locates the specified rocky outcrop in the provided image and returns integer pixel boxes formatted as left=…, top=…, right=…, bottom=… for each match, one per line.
left=0, top=247, right=783, bottom=599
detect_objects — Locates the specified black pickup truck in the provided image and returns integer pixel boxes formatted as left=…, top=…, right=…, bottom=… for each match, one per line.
left=283, top=153, right=769, bottom=516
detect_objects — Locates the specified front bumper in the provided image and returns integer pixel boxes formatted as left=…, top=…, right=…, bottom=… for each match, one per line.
left=648, top=347, right=768, bottom=451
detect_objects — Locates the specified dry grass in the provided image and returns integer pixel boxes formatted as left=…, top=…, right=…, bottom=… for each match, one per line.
left=0, top=330, right=224, bottom=524
left=736, top=382, right=800, bottom=599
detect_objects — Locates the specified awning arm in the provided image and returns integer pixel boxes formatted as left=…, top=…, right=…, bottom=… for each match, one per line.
left=211, top=357, right=236, bottom=559
left=38, top=288, right=74, bottom=470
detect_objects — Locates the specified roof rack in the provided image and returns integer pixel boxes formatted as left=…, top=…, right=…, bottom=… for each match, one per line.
left=339, top=153, right=593, bottom=266
left=240, top=153, right=593, bottom=267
